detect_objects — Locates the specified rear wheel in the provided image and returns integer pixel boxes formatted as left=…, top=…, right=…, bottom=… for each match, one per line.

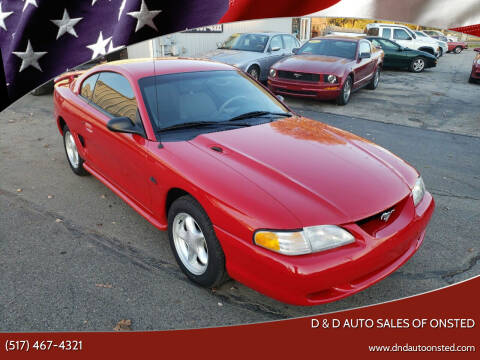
left=168, top=195, right=228, bottom=288
left=336, top=76, right=352, bottom=105
left=438, top=48, right=443, bottom=57
left=469, top=76, right=475, bottom=84
left=454, top=46, right=462, bottom=54
left=410, top=57, right=426, bottom=73
left=367, top=68, right=380, bottom=90
left=63, top=125, right=88, bottom=176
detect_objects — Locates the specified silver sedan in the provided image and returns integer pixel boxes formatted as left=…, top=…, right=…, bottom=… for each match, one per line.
left=202, top=32, right=300, bottom=82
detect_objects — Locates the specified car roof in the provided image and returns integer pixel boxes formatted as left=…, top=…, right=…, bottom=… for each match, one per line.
left=311, top=36, right=361, bottom=42
left=90, top=58, right=235, bottom=79
left=235, top=32, right=290, bottom=36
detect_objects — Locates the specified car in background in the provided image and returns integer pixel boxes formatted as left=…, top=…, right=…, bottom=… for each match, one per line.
left=469, top=48, right=480, bottom=83
left=268, top=37, right=384, bottom=105
left=53, top=58, right=434, bottom=305
left=201, top=32, right=300, bottom=81
left=413, top=30, right=447, bottom=57
left=447, top=40, right=468, bottom=54
left=366, top=37, right=437, bottom=72
left=366, top=23, right=440, bottom=57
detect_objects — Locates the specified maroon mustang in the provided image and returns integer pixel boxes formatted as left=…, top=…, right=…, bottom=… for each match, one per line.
left=268, top=36, right=384, bottom=105
left=53, top=58, right=433, bottom=305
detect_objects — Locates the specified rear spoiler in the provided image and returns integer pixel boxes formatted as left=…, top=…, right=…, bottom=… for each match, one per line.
left=54, top=70, right=84, bottom=88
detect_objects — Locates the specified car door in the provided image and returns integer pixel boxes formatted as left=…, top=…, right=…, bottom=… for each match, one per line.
left=354, top=40, right=375, bottom=88
left=85, top=71, right=152, bottom=212
left=374, top=38, right=409, bottom=68
left=265, top=35, right=285, bottom=67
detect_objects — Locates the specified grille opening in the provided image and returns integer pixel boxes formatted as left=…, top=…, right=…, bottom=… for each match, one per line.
left=277, top=70, right=321, bottom=82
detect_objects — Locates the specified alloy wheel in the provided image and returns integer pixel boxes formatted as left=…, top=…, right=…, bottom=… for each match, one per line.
left=172, top=213, right=209, bottom=275
left=413, top=59, right=425, bottom=72
left=65, top=131, right=79, bottom=168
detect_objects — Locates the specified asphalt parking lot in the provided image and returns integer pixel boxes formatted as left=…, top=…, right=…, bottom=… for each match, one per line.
left=0, top=50, right=479, bottom=331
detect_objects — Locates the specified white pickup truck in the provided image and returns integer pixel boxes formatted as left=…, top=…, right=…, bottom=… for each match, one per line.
left=366, top=23, right=441, bottom=57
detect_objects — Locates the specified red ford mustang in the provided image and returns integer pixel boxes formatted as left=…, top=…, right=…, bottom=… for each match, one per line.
left=268, top=37, right=384, bottom=105
left=53, top=58, right=434, bottom=305
left=469, top=48, right=480, bottom=83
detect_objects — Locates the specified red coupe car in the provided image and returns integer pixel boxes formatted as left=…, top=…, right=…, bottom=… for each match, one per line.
left=268, top=37, right=384, bottom=105
left=469, top=48, right=480, bottom=83
left=447, top=41, right=468, bottom=54
left=53, top=58, right=434, bottom=305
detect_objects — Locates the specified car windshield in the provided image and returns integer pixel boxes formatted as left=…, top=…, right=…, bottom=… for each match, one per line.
left=138, top=70, right=289, bottom=131
left=296, top=39, right=357, bottom=60
left=219, top=33, right=269, bottom=52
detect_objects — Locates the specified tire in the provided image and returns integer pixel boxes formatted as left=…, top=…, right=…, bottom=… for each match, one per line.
left=63, top=125, right=89, bottom=176
left=336, top=76, right=352, bottom=105
left=247, top=65, right=260, bottom=81
left=410, top=57, right=426, bottom=73
left=454, top=46, right=462, bottom=54
left=469, top=76, right=475, bottom=84
left=367, top=67, right=380, bottom=90
left=438, top=48, right=443, bottom=57
left=168, top=195, right=228, bottom=288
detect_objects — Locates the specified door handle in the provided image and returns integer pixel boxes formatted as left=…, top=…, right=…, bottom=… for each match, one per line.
left=85, top=122, right=93, bottom=133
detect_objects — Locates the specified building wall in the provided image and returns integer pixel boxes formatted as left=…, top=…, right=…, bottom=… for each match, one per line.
left=127, top=18, right=295, bottom=59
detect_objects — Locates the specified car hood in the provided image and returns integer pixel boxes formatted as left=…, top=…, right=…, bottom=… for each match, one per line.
left=202, top=49, right=265, bottom=66
left=273, top=55, right=352, bottom=75
left=189, top=117, right=418, bottom=227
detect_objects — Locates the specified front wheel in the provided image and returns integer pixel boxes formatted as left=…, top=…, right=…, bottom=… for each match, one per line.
left=410, top=57, right=426, bottom=73
left=367, top=68, right=380, bottom=90
left=168, top=195, right=228, bottom=288
left=63, top=125, right=89, bottom=176
left=247, top=65, right=260, bottom=81
left=336, top=76, right=352, bottom=105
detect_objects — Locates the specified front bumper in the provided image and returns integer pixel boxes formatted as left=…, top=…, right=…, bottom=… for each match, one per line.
left=216, top=192, right=435, bottom=306
left=268, top=77, right=341, bottom=100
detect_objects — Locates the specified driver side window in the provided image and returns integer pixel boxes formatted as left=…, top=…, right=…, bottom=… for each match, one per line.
left=91, top=72, right=138, bottom=122
left=269, top=36, right=283, bottom=51
left=359, top=42, right=371, bottom=55
left=394, top=29, right=411, bottom=40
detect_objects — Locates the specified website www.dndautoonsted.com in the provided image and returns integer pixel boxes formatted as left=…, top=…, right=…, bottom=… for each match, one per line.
left=368, top=344, right=476, bottom=353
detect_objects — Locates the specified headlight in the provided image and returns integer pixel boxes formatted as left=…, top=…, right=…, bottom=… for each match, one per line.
left=269, top=68, right=277, bottom=78
left=412, top=177, right=426, bottom=206
left=254, top=225, right=355, bottom=256
left=325, top=74, right=337, bottom=83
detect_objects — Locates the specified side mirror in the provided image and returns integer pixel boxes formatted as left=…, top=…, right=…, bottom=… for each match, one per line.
left=475, top=48, right=480, bottom=53
left=359, top=52, right=371, bottom=59
left=276, top=95, right=285, bottom=102
left=270, top=46, right=281, bottom=52
left=107, top=116, right=145, bottom=137
left=292, top=48, right=299, bottom=54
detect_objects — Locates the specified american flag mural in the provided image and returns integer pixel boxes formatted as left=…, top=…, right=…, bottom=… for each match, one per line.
left=0, top=0, right=478, bottom=112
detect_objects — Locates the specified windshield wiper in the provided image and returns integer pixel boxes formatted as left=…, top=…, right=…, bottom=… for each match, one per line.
left=228, top=111, right=292, bottom=121
left=159, top=120, right=252, bottom=132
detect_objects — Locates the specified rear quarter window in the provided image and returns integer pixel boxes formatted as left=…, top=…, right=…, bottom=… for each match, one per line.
left=80, top=73, right=99, bottom=100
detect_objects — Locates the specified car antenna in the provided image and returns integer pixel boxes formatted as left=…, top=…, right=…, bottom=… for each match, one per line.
left=153, top=56, right=164, bottom=149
